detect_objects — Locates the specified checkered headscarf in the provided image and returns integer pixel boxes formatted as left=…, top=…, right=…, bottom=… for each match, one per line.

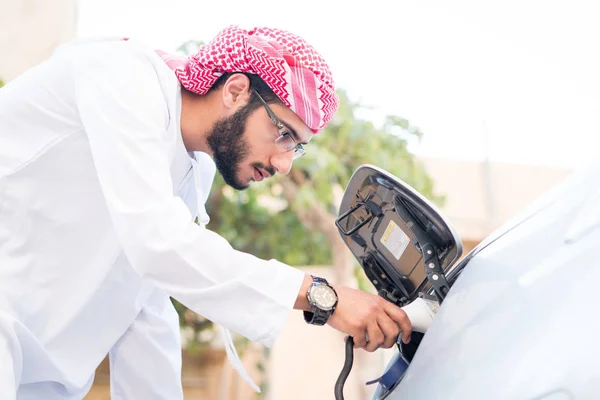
left=157, top=25, right=339, bottom=133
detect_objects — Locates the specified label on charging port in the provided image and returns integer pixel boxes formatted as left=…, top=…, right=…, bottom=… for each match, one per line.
left=380, top=220, right=410, bottom=260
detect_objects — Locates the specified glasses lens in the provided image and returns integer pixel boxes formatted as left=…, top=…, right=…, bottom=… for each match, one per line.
left=276, top=134, right=297, bottom=152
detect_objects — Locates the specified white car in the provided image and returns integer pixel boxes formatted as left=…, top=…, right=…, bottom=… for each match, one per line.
left=335, top=162, right=600, bottom=400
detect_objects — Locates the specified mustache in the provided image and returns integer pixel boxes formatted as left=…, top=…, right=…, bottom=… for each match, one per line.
left=252, top=162, right=276, bottom=177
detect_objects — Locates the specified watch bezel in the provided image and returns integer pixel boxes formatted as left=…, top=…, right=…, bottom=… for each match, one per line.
left=307, top=281, right=338, bottom=311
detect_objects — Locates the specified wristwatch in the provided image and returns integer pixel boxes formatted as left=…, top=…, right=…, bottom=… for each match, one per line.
left=304, top=275, right=338, bottom=326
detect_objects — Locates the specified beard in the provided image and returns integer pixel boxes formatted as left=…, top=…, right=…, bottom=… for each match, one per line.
left=205, top=103, right=275, bottom=191
left=206, top=104, right=251, bottom=190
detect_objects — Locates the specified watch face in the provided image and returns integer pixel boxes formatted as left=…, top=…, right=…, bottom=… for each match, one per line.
left=311, top=285, right=337, bottom=310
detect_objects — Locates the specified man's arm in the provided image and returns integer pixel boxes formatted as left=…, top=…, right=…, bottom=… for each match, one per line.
left=71, top=40, right=304, bottom=348
left=293, top=274, right=313, bottom=311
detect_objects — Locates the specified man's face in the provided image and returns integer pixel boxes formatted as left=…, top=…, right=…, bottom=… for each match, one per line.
left=206, top=96, right=313, bottom=191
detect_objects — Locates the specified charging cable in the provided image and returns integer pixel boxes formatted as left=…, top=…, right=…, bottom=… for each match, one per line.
left=334, top=336, right=355, bottom=400
left=333, top=297, right=438, bottom=399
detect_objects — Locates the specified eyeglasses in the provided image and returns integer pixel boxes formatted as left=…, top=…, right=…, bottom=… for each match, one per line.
left=252, top=89, right=306, bottom=160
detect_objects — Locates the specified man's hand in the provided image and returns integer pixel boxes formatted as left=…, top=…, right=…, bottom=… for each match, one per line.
left=294, top=274, right=412, bottom=352
left=327, top=285, right=412, bottom=352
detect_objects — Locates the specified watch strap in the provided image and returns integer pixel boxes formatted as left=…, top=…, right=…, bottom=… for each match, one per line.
left=311, top=275, right=329, bottom=285
left=304, top=275, right=335, bottom=326
left=303, top=309, right=330, bottom=326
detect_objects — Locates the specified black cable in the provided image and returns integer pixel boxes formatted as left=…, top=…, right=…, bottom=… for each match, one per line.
left=334, top=336, right=355, bottom=400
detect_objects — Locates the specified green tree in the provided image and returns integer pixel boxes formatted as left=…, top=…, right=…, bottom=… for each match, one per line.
left=205, top=89, right=443, bottom=399
left=206, top=89, right=443, bottom=286
left=173, top=41, right=443, bottom=283
left=174, top=42, right=443, bottom=398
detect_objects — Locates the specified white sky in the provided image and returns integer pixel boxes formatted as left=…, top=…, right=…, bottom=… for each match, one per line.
left=76, top=0, right=600, bottom=169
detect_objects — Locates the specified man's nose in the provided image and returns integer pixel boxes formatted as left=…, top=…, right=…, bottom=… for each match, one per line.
left=270, top=150, right=294, bottom=175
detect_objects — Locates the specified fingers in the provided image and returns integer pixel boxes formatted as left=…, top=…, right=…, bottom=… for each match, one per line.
left=365, top=321, right=385, bottom=352
left=352, top=330, right=368, bottom=350
left=380, top=298, right=413, bottom=344
left=377, top=314, right=401, bottom=348
left=327, top=286, right=413, bottom=351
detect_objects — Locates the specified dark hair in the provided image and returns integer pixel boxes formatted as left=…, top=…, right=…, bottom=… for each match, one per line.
left=209, top=72, right=281, bottom=113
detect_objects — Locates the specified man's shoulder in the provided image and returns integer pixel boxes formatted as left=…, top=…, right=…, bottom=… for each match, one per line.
left=56, top=37, right=179, bottom=93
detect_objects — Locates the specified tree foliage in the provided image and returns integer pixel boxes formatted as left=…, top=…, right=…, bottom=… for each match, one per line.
left=205, top=89, right=443, bottom=270
left=173, top=40, right=443, bottom=270
left=174, top=42, right=444, bottom=359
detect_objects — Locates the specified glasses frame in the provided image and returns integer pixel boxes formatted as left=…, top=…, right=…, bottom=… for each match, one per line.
left=252, top=89, right=306, bottom=160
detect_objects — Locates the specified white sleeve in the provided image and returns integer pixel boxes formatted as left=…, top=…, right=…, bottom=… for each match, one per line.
left=71, top=40, right=305, bottom=347
left=109, top=289, right=183, bottom=400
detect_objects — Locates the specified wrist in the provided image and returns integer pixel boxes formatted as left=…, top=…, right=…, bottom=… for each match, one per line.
left=294, top=273, right=313, bottom=312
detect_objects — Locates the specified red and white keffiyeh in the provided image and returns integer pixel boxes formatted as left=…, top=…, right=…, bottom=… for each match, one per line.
left=156, top=25, right=339, bottom=133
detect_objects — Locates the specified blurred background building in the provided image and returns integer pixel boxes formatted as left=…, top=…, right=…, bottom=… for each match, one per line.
left=0, top=0, right=77, bottom=82
left=418, top=158, right=572, bottom=253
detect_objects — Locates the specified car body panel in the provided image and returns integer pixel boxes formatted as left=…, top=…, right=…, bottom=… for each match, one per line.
left=366, top=163, right=600, bottom=399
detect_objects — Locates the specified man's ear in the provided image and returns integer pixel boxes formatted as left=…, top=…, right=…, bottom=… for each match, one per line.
left=221, top=73, right=251, bottom=109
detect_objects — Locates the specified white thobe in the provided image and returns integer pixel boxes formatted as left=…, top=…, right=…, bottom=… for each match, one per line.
left=0, top=37, right=305, bottom=399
